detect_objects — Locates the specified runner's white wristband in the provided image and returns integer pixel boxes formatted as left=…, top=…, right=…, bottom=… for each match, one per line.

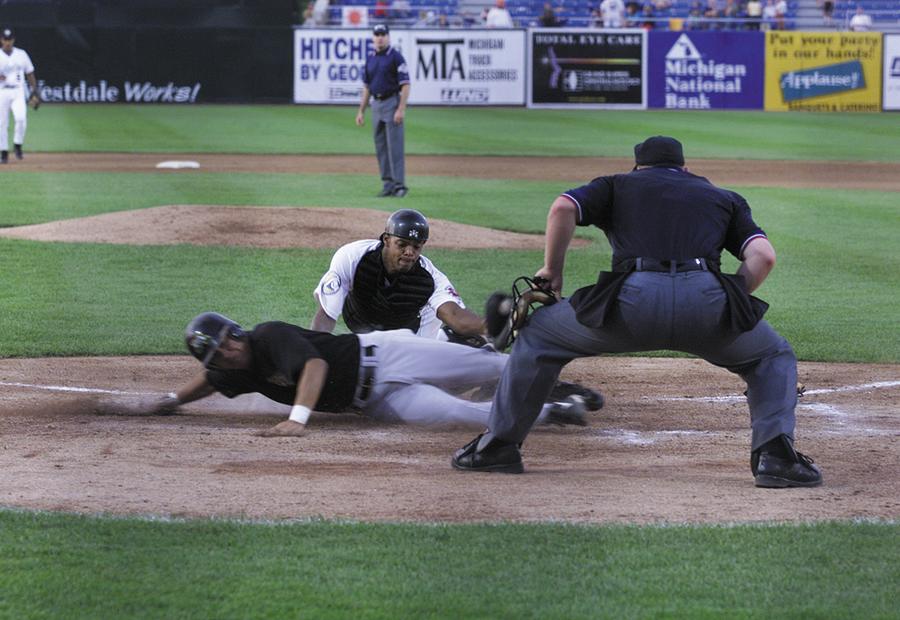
left=289, top=405, right=311, bottom=425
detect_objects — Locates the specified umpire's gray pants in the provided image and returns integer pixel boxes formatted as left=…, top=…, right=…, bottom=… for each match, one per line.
left=371, top=94, right=405, bottom=192
left=484, top=271, right=798, bottom=452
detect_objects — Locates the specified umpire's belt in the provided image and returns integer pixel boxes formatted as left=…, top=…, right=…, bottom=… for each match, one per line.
left=353, top=345, right=378, bottom=408
left=372, top=91, right=397, bottom=100
left=628, top=257, right=709, bottom=274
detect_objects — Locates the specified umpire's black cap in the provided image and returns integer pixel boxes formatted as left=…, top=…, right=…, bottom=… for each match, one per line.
left=1, top=28, right=14, bottom=39
left=634, top=136, right=685, bottom=168
left=373, top=24, right=389, bottom=35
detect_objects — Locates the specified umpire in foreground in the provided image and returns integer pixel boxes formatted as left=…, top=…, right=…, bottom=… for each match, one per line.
left=356, top=23, right=410, bottom=198
left=453, top=136, right=822, bottom=488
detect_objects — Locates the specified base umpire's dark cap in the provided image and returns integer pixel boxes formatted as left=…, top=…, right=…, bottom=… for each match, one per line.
left=373, top=24, right=389, bottom=35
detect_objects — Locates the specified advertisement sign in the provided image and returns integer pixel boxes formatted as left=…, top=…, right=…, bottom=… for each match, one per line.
left=294, top=28, right=525, bottom=105
left=406, top=30, right=525, bottom=105
left=342, top=6, right=369, bottom=28
left=883, top=34, right=900, bottom=111
left=35, top=80, right=201, bottom=104
left=648, top=31, right=764, bottom=109
left=528, top=29, right=646, bottom=108
left=764, top=32, right=882, bottom=112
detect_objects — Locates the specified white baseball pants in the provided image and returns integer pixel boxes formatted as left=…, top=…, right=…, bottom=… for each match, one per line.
left=0, top=87, right=27, bottom=150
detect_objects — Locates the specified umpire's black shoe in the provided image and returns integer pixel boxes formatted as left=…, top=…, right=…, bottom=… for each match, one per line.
left=377, top=187, right=394, bottom=197
left=392, top=185, right=409, bottom=198
left=14, top=144, right=23, bottom=160
left=752, top=434, right=822, bottom=488
left=452, top=434, right=523, bottom=474
left=1, top=150, right=7, bottom=164
left=548, top=381, right=605, bottom=411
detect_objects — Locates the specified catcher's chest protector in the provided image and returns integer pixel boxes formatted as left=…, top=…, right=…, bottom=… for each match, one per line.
left=343, top=249, right=434, bottom=332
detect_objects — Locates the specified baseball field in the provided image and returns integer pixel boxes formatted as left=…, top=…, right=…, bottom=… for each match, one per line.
left=1, top=106, right=898, bottom=617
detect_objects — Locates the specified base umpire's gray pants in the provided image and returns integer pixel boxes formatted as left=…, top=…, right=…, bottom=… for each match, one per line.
left=371, top=94, right=405, bottom=192
left=483, top=271, right=798, bottom=452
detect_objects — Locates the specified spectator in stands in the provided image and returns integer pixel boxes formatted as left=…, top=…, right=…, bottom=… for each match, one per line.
left=773, top=0, right=787, bottom=29
left=641, top=1, right=656, bottom=28
left=391, top=0, right=411, bottom=23
left=848, top=4, right=872, bottom=30
left=819, top=0, right=834, bottom=26
left=438, top=12, right=450, bottom=27
left=745, top=0, right=762, bottom=29
left=624, top=1, right=641, bottom=26
left=485, top=0, right=515, bottom=27
left=599, top=0, right=627, bottom=27
left=686, top=0, right=704, bottom=28
left=704, top=0, right=721, bottom=29
left=722, top=0, right=739, bottom=28
left=540, top=2, right=563, bottom=26
left=761, top=0, right=777, bottom=30
left=310, top=0, right=330, bottom=26
left=374, top=0, right=389, bottom=19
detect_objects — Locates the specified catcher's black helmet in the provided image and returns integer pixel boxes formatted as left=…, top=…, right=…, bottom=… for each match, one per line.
left=384, top=209, right=429, bottom=243
left=184, top=312, right=246, bottom=367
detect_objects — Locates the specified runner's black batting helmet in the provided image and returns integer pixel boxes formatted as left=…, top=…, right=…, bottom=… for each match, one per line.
left=384, top=209, right=429, bottom=243
left=184, top=312, right=246, bottom=367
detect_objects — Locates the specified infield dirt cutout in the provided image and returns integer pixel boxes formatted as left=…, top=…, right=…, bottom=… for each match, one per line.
left=1, top=153, right=897, bottom=524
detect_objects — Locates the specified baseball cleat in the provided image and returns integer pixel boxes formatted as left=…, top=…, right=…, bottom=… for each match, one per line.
left=377, top=187, right=394, bottom=197
left=543, top=396, right=588, bottom=427
left=549, top=381, right=604, bottom=411
left=392, top=186, right=409, bottom=198
left=1, top=150, right=8, bottom=164
left=14, top=144, right=23, bottom=160
left=451, top=433, right=523, bottom=473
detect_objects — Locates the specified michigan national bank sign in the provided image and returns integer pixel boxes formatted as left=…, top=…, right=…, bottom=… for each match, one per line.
left=648, top=32, right=764, bottom=109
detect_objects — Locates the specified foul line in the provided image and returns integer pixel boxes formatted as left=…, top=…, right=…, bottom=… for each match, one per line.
left=0, top=381, right=151, bottom=396
left=655, top=380, right=900, bottom=403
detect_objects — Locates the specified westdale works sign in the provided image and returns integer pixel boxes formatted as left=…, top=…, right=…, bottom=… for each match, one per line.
left=36, top=80, right=202, bottom=103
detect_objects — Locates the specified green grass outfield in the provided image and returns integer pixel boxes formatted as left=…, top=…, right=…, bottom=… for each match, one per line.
left=2, top=106, right=899, bottom=617
left=1, top=510, right=897, bottom=619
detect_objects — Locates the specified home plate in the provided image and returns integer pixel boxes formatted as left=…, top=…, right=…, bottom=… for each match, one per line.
left=155, top=160, right=200, bottom=169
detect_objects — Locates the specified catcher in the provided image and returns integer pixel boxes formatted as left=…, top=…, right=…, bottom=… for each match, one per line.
left=110, top=312, right=602, bottom=435
left=311, top=209, right=490, bottom=347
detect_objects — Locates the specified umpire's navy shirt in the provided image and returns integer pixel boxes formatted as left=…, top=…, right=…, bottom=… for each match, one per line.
left=562, top=166, right=766, bottom=266
left=363, top=46, right=410, bottom=98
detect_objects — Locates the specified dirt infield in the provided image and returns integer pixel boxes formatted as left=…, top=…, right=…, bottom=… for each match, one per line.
left=1, top=152, right=897, bottom=524
left=9, top=152, right=900, bottom=190
left=1, top=356, right=897, bottom=523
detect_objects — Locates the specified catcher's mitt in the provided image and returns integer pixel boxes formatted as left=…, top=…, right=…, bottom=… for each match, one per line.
left=485, top=276, right=557, bottom=351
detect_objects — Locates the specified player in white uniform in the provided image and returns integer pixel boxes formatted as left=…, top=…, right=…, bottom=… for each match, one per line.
left=0, top=28, right=39, bottom=164
left=311, top=210, right=488, bottom=344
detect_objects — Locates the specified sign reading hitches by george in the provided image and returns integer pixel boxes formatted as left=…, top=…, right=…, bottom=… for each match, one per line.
left=648, top=31, right=763, bottom=109
left=293, top=28, right=525, bottom=105
left=529, top=29, right=646, bottom=108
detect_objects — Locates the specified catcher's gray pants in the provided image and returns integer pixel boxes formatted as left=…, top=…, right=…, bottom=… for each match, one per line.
left=482, top=271, right=798, bottom=451
left=371, top=94, right=405, bottom=193
left=355, top=329, right=558, bottom=428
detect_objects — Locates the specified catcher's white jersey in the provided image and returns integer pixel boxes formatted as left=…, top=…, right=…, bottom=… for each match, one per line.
left=0, top=47, right=34, bottom=90
left=314, top=239, right=465, bottom=339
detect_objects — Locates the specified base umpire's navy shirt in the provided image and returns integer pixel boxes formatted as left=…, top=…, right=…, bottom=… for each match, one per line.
left=563, top=167, right=766, bottom=265
left=364, top=46, right=410, bottom=98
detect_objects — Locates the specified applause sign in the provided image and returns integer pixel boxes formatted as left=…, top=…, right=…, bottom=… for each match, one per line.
left=293, top=28, right=525, bottom=105
left=528, top=29, right=646, bottom=108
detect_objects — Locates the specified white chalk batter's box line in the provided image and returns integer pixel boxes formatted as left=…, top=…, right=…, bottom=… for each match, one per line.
left=654, top=381, right=900, bottom=403
left=2, top=379, right=899, bottom=401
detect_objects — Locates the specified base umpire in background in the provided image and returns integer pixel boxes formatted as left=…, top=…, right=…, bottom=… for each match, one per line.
left=452, top=136, right=822, bottom=488
left=356, top=23, right=410, bottom=198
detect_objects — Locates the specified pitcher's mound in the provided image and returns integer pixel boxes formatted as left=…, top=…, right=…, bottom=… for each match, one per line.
left=0, top=205, right=583, bottom=250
